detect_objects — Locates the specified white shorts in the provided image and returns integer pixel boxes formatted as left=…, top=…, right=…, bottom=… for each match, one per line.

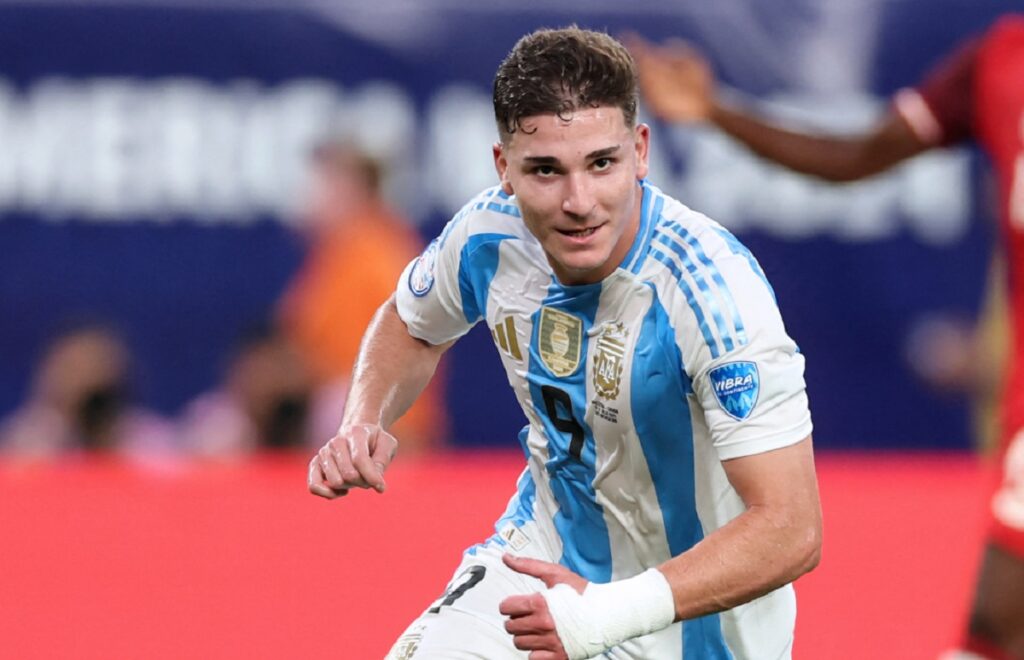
left=384, top=542, right=687, bottom=659
left=385, top=543, right=536, bottom=660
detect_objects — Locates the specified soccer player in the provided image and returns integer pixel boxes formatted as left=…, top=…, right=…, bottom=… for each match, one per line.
left=308, top=27, right=821, bottom=659
left=631, top=16, right=1024, bottom=658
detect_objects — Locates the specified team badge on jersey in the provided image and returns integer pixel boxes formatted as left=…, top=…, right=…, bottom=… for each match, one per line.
left=593, top=321, right=627, bottom=400
left=407, top=238, right=439, bottom=297
left=709, top=361, right=760, bottom=420
left=538, top=307, right=582, bottom=377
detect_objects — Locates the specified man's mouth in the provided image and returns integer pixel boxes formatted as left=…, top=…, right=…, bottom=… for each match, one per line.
left=558, top=226, right=599, bottom=238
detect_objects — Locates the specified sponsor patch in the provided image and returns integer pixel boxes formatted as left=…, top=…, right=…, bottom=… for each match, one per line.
left=709, top=361, right=760, bottom=421
left=407, top=238, right=439, bottom=297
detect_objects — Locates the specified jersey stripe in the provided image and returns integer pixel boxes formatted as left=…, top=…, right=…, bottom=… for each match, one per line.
left=652, top=230, right=735, bottom=353
left=650, top=248, right=722, bottom=359
left=631, top=293, right=732, bottom=657
left=457, top=233, right=515, bottom=323
left=662, top=220, right=748, bottom=348
left=442, top=187, right=504, bottom=248
left=526, top=281, right=612, bottom=582
left=443, top=187, right=522, bottom=254
left=470, top=187, right=522, bottom=218
left=622, top=181, right=662, bottom=273
left=635, top=194, right=664, bottom=273
left=478, top=199, right=522, bottom=217
left=481, top=429, right=541, bottom=556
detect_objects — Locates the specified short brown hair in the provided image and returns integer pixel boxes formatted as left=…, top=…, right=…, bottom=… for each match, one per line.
left=493, top=26, right=638, bottom=138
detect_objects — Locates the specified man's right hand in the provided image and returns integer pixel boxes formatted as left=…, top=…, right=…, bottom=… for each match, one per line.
left=307, top=423, right=398, bottom=499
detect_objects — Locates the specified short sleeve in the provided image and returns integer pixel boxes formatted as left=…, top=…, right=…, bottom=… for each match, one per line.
left=685, top=249, right=813, bottom=461
left=395, top=215, right=478, bottom=345
left=893, top=36, right=981, bottom=146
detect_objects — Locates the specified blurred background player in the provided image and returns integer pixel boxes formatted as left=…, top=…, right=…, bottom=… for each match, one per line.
left=0, top=322, right=176, bottom=464
left=277, top=140, right=447, bottom=451
left=631, top=15, right=1024, bottom=658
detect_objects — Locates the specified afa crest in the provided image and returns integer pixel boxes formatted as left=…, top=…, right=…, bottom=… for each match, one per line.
left=538, top=307, right=582, bottom=377
left=593, top=321, right=627, bottom=400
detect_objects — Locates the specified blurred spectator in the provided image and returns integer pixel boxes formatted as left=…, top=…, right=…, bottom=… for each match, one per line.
left=0, top=322, right=176, bottom=463
left=278, top=140, right=446, bottom=451
left=632, top=16, right=1024, bottom=658
left=179, top=323, right=324, bottom=458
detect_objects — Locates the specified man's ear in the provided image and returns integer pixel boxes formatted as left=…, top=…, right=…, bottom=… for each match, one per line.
left=634, top=123, right=651, bottom=180
left=493, top=141, right=514, bottom=195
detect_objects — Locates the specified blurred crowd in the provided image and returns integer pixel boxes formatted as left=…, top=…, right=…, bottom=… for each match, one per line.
left=0, top=140, right=446, bottom=465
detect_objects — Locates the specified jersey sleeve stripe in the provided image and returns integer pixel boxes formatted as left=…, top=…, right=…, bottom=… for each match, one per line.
left=662, top=221, right=748, bottom=349
left=457, top=233, right=516, bottom=323
left=650, top=248, right=722, bottom=359
left=626, top=189, right=664, bottom=274
left=468, top=186, right=523, bottom=218
left=441, top=186, right=505, bottom=249
left=653, top=232, right=734, bottom=353
left=653, top=220, right=750, bottom=353
left=621, top=182, right=659, bottom=273
left=477, top=200, right=522, bottom=217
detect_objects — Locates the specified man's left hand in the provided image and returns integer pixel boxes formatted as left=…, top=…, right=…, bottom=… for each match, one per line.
left=498, top=555, right=587, bottom=659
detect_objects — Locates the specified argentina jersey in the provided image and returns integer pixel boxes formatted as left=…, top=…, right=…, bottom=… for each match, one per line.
left=396, top=180, right=813, bottom=658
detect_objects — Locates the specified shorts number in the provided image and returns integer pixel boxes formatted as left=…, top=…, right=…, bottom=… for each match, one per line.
left=541, top=385, right=584, bottom=460
left=428, top=565, right=486, bottom=614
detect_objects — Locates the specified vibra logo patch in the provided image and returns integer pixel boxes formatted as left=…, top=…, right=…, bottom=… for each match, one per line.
left=709, top=361, right=760, bottom=421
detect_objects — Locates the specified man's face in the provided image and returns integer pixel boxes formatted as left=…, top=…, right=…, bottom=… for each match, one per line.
left=493, top=107, right=650, bottom=285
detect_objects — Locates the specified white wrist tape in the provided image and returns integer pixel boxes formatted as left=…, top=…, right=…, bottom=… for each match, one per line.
left=540, top=568, right=675, bottom=660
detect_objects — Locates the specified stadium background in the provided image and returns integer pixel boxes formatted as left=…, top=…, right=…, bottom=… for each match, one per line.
left=0, top=0, right=1015, bottom=657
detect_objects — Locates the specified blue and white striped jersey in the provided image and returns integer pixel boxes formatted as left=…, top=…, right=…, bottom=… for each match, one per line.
left=396, top=180, right=813, bottom=658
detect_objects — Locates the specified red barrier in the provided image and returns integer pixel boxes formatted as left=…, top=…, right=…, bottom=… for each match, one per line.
left=0, top=451, right=992, bottom=659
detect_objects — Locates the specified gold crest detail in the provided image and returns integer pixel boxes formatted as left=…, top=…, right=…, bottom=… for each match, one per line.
left=593, top=321, right=627, bottom=400
left=539, top=307, right=583, bottom=377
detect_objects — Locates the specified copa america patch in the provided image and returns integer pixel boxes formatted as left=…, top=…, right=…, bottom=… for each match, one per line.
left=408, top=238, right=439, bottom=297
left=709, top=361, right=760, bottom=421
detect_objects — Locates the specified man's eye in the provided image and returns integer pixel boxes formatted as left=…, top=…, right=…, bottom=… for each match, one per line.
left=593, top=158, right=613, bottom=171
left=534, top=165, right=556, bottom=176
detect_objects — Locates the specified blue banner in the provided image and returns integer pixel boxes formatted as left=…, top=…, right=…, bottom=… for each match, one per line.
left=0, top=1, right=1013, bottom=449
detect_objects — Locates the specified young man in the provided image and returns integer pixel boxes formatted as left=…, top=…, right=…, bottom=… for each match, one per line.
left=631, top=16, right=1024, bottom=658
left=308, top=27, right=821, bottom=659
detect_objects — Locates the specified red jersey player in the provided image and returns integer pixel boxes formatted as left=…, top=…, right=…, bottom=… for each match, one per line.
left=631, top=15, right=1024, bottom=658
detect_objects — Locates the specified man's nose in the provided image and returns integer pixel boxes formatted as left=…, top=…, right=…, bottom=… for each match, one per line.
left=561, top=173, right=595, bottom=218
